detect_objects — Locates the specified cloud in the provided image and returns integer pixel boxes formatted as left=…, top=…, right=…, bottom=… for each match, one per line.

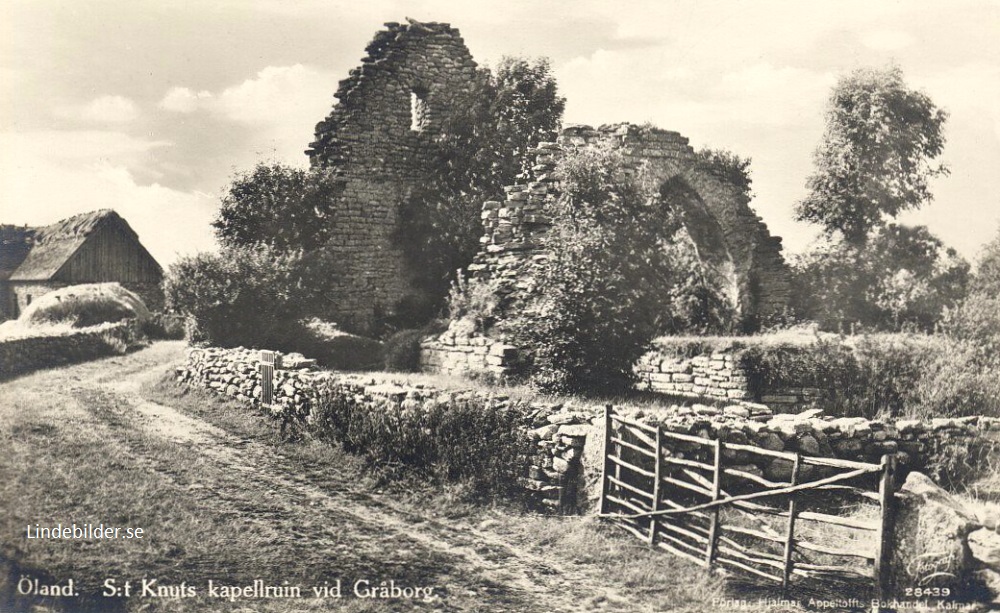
left=159, top=87, right=213, bottom=113
left=55, top=95, right=140, bottom=123
left=0, top=130, right=217, bottom=266
left=160, top=64, right=335, bottom=125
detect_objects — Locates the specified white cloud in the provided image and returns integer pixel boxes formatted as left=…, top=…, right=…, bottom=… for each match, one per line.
left=160, top=64, right=335, bottom=126
left=55, top=95, right=140, bottom=123
left=0, top=130, right=217, bottom=266
left=159, top=87, right=213, bottom=113
left=213, top=64, right=335, bottom=124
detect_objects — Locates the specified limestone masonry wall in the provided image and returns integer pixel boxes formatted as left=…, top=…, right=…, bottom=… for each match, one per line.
left=180, top=346, right=999, bottom=511
left=418, top=321, right=519, bottom=378
left=306, top=21, right=478, bottom=334
left=633, top=345, right=828, bottom=412
left=0, top=321, right=135, bottom=380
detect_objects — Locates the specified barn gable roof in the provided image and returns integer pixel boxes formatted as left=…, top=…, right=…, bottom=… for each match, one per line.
left=6, top=210, right=155, bottom=282
left=0, top=225, right=35, bottom=281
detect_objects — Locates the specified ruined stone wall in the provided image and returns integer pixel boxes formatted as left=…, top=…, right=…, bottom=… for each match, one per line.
left=418, top=320, right=519, bottom=378
left=469, top=123, right=790, bottom=329
left=307, top=21, right=478, bottom=333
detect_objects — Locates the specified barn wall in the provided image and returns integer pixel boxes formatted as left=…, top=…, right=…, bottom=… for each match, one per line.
left=54, top=223, right=162, bottom=285
left=11, top=282, right=64, bottom=316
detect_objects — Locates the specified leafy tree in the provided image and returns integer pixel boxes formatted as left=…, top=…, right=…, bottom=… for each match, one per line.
left=970, top=222, right=1000, bottom=296
left=212, top=163, right=340, bottom=252
left=393, top=57, right=566, bottom=326
left=796, top=66, right=949, bottom=245
left=791, top=224, right=969, bottom=331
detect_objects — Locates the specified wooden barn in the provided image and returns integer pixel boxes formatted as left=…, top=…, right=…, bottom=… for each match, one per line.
left=0, top=210, right=163, bottom=321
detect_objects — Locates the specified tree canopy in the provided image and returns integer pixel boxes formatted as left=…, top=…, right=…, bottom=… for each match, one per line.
left=795, top=65, right=949, bottom=245
left=393, top=56, right=566, bottom=326
left=212, top=163, right=340, bottom=252
left=791, top=223, right=969, bottom=331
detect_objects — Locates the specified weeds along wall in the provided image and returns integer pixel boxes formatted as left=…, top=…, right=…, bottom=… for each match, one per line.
left=179, top=346, right=1000, bottom=509
left=634, top=334, right=944, bottom=416
left=0, top=321, right=136, bottom=380
left=177, top=346, right=588, bottom=510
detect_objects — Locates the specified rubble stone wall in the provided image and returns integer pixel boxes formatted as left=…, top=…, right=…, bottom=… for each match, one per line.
left=306, top=20, right=478, bottom=334
left=418, top=323, right=519, bottom=378
left=179, top=346, right=1000, bottom=512
left=0, top=321, right=134, bottom=380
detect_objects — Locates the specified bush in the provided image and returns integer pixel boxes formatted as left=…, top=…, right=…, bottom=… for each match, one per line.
left=163, top=246, right=322, bottom=348
left=141, top=313, right=187, bottom=340
left=310, top=385, right=534, bottom=499
left=20, top=283, right=151, bottom=328
left=381, top=329, right=427, bottom=372
left=503, top=144, right=730, bottom=394
left=286, top=319, right=383, bottom=371
left=740, top=334, right=943, bottom=418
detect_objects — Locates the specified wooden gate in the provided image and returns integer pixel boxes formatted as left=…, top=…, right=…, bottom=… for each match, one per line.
left=598, top=406, right=896, bottom=601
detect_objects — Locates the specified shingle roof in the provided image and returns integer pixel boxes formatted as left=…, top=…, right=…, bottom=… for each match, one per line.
left=6, top=210, right=125, bottom=281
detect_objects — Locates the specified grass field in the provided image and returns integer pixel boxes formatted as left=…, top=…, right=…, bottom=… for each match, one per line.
left=0, top=341, right=819, bottom=613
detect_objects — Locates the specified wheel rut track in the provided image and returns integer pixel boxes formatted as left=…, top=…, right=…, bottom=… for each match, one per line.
left=83, top=348, right=653, bottom=613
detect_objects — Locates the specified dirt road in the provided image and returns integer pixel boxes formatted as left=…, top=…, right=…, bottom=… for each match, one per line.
left=1, top=342, right=670, bottom=613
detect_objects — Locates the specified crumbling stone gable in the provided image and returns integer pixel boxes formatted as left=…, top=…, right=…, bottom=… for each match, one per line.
left=471, top=123, right=791, bottom=329
left=306, top=20, right=478, bottom=333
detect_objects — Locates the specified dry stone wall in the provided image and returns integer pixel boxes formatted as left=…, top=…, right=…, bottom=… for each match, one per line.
left=418, top=321, right=519, bottom=378
left=0, top=321, right=135, bottom=380
left=633, top=345, right=827, bottom=411
left=180, top=346, right=999, bottom=512
left=176, top=346, right=584, bottom=510
left=306, top=20, right=478, bottom=334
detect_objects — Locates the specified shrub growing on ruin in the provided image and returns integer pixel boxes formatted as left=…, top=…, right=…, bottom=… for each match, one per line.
left=502, top=145, right=696, bottom=394
left=392, top=57, right=566, bottom=328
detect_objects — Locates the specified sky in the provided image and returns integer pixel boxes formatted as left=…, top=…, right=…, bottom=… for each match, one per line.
left=1, top=0, right=998, bottom=268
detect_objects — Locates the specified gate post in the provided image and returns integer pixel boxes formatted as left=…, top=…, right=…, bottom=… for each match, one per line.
left=873, top=454, right=897, bottom=611
left=260, top=350, right=275, bottom=405
left=599, top=405, right=613, bottom=515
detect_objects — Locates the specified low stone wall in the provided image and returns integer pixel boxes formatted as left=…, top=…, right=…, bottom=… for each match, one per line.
left=419, top=326, right=519, bottom=378
left=0, top=321, right=135, bottom=380
left=177, top=346, right=580, bottom=510
left=634, top=344, right=831, bottom=412
left=178, top=346, right=1000, bottom=512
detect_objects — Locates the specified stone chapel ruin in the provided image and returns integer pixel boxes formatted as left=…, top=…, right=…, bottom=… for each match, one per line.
left=307, top=20, right=790, bottom=345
